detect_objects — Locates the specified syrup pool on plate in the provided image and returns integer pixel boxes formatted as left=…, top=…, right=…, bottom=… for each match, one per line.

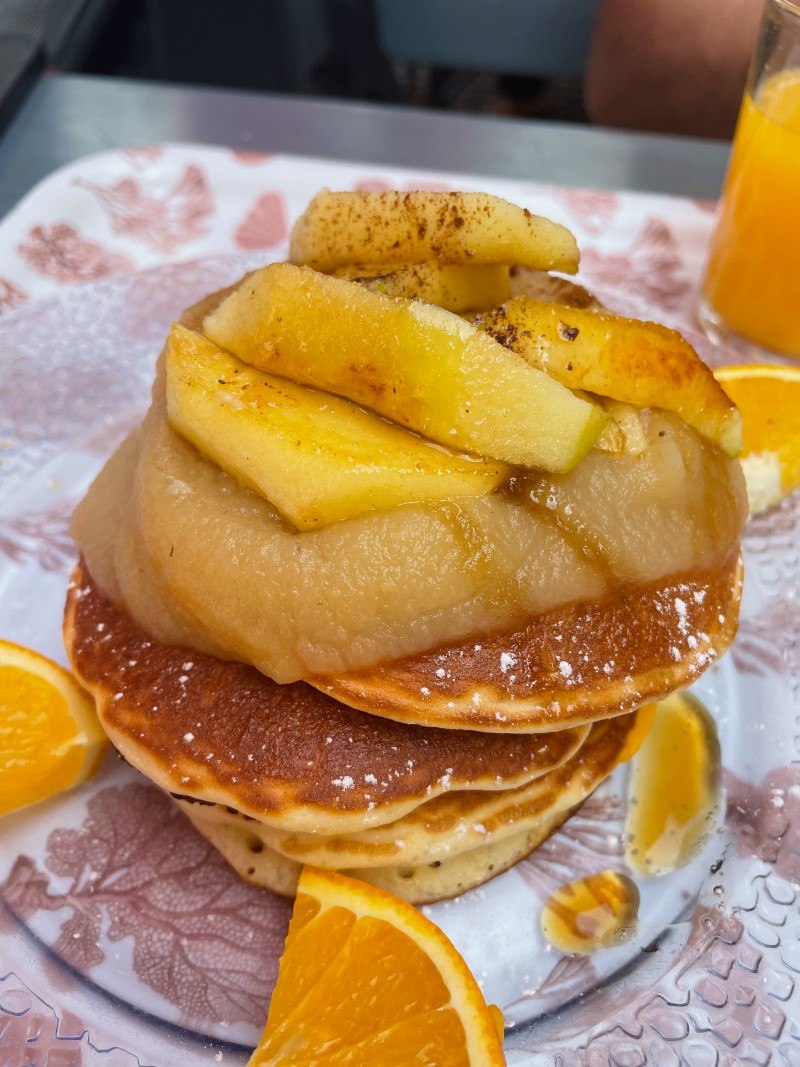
left=540, top=871, right=640, bottom=954
left=625, top=692, right=721, bottom=876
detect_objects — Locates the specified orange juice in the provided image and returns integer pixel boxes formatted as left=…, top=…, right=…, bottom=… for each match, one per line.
left=702, top=69, right=800, bottom=356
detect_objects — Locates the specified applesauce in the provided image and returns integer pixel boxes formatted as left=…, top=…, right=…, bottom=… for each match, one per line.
left=72, top=377, right=746, bottom=684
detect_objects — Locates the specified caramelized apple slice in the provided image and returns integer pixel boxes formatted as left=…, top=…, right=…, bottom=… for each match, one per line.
left=509, top=267, right=600, bottom=309
left=166, top=325, right=508, bottom=530
left=476, top=297, right=742, bottom=457
left=203, top=264, right=607, bottom=471
left=289, top=190, right=579, bottom=274
left=333, top=262, right=511, bottom=313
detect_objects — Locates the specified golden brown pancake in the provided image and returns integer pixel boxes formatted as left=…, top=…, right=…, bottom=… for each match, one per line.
left=64, top=561, right=588, bottom=834
left=175, top=714, right=638, bottom=869
left=315, top=548, right=742, bottom=731
left=182, top=802, right=576, bottom=905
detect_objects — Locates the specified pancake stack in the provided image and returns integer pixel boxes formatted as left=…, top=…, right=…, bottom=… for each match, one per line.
left=65, top=535, right=741, bottom=905
left=65, top=561, right=657, bottom=903
left=64, top=191, right=746, bottom=904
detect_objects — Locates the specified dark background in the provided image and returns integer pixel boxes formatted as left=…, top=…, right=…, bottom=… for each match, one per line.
left=0, top=0, right=598, bottom=123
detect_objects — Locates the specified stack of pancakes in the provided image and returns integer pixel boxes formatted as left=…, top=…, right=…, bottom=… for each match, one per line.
left=64, top=537, right=740, bottom=905
left=63, top=197, right=746, bottom=905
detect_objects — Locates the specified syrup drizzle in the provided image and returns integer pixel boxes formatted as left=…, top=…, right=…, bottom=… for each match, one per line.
left=540, top=870, right=640, bottom=954
left=625, top=691, right=721, bottom=875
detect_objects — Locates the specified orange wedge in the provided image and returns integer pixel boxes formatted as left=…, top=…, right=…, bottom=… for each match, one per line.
left=715, top=364, right=800, bottom=513
left=249, top=867, right=506, bottom=1066
left=0, top=639, right=108, bottom=816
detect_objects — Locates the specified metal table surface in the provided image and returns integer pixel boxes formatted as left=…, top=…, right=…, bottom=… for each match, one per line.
left=0, top=73, right=731, bottom=218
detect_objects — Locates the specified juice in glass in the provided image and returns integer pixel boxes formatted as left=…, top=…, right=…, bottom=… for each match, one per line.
left=701, top=69, right=800, bottom=357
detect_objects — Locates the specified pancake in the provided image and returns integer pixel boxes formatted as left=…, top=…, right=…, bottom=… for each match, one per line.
left=64, top=561, right=588, bottom=834
left=193, top=714, right=639, bottom=869
left=62, top=194, right=747, bottom=908
left=182, top=801, right=576, bottom=905
left=315, top=548, right=743, bottom=731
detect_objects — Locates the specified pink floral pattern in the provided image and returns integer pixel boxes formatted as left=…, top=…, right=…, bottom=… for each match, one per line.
left=0, top=502, right=76, bottom=573
left=76, top=164, right=214, bottom=253
left=17, top=224, right=133, bottom=283
left=235, top=192, right=288, bottom=249
left=731, top=595, right=793, bottom=678
left=2, top=783, right=292, bottom=1026
left=404, top=179, right=452, bottom=191
left=231, top=150, right=273, bottom=165
left=354, top=177, right=451, bottom=192
left=111, top=254, right=251, bottom=342
left=518, top=794, right=627, bottom=898
left=0, top=145, right=725, bottom=336
left=726, top=766, right=800, bottom=879
left=558, top=188, right=620, bottom=235
left=121, top=145, right=164, bottom=170
left=354, top=178, right=393, bottom=192
left=580, top=217, right=692, bottom=313
left=0, top=277, right=27, bottom=315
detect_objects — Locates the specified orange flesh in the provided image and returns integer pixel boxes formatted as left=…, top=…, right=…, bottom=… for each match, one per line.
left=252, top=889, right=486, bottom=1066
left=0, top=665, right=85, bottom=815
left=717, top=371, right=800, bottom=491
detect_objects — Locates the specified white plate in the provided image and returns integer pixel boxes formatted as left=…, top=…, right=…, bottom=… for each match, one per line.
left=0, top=254, right=798, bottom=1066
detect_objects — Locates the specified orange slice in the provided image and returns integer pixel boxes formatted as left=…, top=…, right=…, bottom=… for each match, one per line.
left=249, top=866, right=506, bottom=1066
left=0, top=639, right=108, bottom=816
left=715, top=364, right=800, bottom=513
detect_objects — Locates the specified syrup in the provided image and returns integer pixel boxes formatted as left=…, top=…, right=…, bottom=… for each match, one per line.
left=625, top=691, right=721, bottom=875
left=540, top=871, right=639, bottom=954
left=616, top=703, right=658, bottom=764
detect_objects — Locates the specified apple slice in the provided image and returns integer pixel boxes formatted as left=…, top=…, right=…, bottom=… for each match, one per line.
left=475, top=297, right=742, bottom=457
left=334, top=262, right=511, bottom=313
left=165, top=325, right=509, bottom=530
left=289, top=190, right=579, bottom=274
left=203, top=263, right=607, bottom=471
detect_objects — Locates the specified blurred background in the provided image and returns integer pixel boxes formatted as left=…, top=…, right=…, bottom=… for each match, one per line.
left=0, top=0, right=763, bottom=140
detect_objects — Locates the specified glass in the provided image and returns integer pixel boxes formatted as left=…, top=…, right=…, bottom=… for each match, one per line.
left=698, top=0, right=800, bottom=359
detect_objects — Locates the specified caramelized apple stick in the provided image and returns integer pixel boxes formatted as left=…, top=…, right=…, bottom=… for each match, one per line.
left=290, top=190, right=579, bottom=274
left=166, top=325, right=508, bottom=530
left=203, top=263, right=607, bottom=472
left=476, top=297, right=742, bottom=457
left=333, top=262, right=511, bottom=314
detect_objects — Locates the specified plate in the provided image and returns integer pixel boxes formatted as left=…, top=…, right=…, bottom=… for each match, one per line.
left=1, top=234, right=798, bottom=1066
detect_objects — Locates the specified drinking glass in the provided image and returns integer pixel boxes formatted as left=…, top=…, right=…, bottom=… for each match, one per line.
left=698, top=0, right=800, bottom=358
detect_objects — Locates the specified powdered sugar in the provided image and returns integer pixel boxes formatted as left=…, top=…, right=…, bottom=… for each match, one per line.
left=500, top=651, right=518, bottom=673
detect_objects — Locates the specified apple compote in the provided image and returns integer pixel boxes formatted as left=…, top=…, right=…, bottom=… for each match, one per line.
left=73, top=373, right=746, bottom=684
left=71, top=190, right=747, bottom=685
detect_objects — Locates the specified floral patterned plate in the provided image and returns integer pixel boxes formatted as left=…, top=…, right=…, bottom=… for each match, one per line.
left=0, top=150, right=798, bottom=1066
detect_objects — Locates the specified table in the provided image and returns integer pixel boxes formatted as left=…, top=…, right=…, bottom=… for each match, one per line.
left=0, top=73, right=730, bottom=218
